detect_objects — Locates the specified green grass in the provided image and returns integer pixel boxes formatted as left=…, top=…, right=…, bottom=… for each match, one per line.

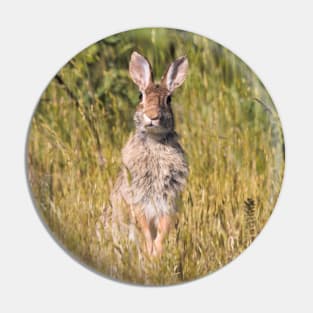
left=27, top=28, right=284, bottom=285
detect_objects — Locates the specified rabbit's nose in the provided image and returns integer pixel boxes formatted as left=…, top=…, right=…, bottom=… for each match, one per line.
left=143, top=113, right=159, bottom=127
left=144, top=106, right=160, bottom=120
left=150, top=114, right=160, bottom=121
left=143, top=112, right=160, bottom=122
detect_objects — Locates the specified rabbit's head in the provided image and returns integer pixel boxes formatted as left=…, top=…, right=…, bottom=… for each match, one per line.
left=129, top=51, right=188, bottom=138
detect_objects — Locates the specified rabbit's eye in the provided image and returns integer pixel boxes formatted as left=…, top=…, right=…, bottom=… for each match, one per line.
left=166, top=95, right=172, bottom=105
left=139, top=92, right=143, bottom=101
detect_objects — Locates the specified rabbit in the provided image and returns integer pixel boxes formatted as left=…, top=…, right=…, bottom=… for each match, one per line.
left=110, top=51, right=189, bottom=257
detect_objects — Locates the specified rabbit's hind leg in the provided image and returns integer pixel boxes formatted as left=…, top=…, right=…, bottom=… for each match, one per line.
left=153, top=214, right=172, bottom=256
left=135, top=211, right=154, bottom=256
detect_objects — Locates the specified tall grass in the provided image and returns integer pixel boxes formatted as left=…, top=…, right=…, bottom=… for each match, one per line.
left=27, top=28, right=284, bottom=285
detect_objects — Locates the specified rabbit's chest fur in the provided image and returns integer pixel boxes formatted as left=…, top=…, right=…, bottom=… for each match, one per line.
left=118, top=133, right=188, bottom=221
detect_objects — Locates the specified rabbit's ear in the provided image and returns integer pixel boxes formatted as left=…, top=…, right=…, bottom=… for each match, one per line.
left=162, top=56, right=188, bottom=92
left=129, top=51, right=153, bottom=91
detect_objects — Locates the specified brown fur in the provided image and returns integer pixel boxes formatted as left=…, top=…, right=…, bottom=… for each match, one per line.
left=110, top=51, right=188, bottom=256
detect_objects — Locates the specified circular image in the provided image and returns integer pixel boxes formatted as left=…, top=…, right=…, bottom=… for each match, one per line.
left=26, top=28, right=285, bottom=285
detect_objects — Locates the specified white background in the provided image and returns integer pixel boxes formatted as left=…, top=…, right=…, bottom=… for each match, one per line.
left=0, top=1, right=312, bottom=312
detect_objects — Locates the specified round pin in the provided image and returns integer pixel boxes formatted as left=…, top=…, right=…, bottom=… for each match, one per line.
left=26, top=28, right=285, bottom=286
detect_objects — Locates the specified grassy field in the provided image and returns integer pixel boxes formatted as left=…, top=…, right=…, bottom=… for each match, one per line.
left=27, top=28, right=284, bottom=285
